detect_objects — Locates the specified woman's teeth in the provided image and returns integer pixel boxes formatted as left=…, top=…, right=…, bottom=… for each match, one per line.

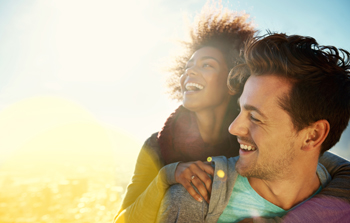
left=185, top=82, right=204, bottom=91
left=240, top=144, right=256, bottom=151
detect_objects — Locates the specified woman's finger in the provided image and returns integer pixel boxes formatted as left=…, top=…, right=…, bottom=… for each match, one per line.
left=191, top=161, right=213, bottom=194
left=190, top=175, right=210, bottom=203
left=179, top=176, right=203, bottom=202
left=201, top=161, right=215, bottom=176
left=175, top=161, right=214, bottom=203
left=184, top=162, right=213, bottom=202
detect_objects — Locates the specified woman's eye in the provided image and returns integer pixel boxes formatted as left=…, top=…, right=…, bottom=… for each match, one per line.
left=203, top=63, right=212, bottom=68
left=184, top=63, right=192, bottom=69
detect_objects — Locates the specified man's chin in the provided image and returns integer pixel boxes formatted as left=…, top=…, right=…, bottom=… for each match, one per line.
left=235, top=160, right=251, bottom=177
left=235, top=160, right=265, bottom=179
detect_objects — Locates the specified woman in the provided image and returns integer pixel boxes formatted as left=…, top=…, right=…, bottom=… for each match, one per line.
left=115, top=7, right=254, bottom=222
left=114, top=5, right=350, bottom=223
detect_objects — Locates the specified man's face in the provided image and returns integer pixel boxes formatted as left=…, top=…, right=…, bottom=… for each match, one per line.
left=229, top=74, right=306, bottom=180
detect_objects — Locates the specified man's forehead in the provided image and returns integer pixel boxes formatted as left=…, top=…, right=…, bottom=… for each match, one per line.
left=243, top=74, right=291, bottom=95
left=239, top=75, right=291, bottom=111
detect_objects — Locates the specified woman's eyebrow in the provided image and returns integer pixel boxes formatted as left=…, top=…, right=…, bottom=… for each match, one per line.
left=187, top=56, right=220, bottom=64
left=201, top=56, right=220, bottom=63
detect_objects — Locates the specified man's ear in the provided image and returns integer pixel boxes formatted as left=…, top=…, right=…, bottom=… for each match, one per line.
left=228, top=88, right=237, bottom=96
left=302, top=120, right=330, bottom=151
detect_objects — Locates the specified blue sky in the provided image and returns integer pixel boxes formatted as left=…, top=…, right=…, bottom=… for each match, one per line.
left=0, top=0, right=349, bottom=168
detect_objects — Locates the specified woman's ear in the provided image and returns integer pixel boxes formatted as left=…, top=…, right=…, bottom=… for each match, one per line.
left=302, top=120, right=330, bottom=152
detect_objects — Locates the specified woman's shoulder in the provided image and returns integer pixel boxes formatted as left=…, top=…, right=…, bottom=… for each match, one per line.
left=142, top=132, right=160, bottom=153
left=139, top=132, right=164, bottom=166
left=144, top=132, right=159, bottom=146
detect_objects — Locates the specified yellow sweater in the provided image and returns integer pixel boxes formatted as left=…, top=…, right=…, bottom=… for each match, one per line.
left=114, top=133, right=178, bottom=223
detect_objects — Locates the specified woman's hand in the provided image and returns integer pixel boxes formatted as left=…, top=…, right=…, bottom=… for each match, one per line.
left=175, top=161, right=214, bottom=203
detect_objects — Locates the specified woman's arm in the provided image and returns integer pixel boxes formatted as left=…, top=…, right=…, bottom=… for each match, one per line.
left=281, top=151, right=350, bottom=222
left=317, top=151, right=350, bottom=201
left=114, top=134, right=178, bottom=223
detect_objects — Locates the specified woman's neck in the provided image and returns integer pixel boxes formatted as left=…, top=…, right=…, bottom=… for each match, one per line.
left=195, top=104, right=229, bottom=145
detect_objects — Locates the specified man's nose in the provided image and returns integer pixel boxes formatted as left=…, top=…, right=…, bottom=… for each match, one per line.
left=228, top=113, right=249, bottom=136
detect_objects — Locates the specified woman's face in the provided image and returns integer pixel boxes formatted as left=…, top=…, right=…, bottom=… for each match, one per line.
left=180, top=46, right=232, bottom=112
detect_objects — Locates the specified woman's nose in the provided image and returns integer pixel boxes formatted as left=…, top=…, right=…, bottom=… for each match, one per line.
left=185, top=66, right=198, bottom=76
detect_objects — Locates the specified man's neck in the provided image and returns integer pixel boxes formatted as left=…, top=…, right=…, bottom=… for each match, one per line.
left=248, top=170, right=320, bottom=210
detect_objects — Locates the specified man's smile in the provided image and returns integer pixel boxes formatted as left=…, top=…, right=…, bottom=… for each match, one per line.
left=240, top=144, right=257, bottom=151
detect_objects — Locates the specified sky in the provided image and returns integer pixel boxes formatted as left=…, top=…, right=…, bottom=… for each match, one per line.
left=0, top=0, right=349, bottom=171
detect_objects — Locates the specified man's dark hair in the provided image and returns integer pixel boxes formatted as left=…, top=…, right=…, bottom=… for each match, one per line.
left=230, top=33, right=350, bottom=154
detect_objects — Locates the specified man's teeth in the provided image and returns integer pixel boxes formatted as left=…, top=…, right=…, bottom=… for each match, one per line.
left=185, top=82, right=204, bottom=91
left=240, top=144, right=256, bottom=151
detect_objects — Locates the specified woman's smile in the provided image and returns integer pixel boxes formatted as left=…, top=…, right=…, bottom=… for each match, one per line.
left=180, top=46, right=231, bottom=112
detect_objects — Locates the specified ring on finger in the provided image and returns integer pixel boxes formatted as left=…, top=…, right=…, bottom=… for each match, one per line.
left=191, top=175, right=195, bottom=181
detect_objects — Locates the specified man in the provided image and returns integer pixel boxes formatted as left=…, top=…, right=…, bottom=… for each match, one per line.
left=157, top=33, right=350, bottom=222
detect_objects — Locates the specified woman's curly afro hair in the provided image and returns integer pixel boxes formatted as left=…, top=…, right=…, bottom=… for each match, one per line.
left=166, top=3, right=256, bottom=100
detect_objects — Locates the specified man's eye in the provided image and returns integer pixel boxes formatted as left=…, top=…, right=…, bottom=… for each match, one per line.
left=250, top=115, right=260, bottom=122
left=203, top=63, right=212, bottom=68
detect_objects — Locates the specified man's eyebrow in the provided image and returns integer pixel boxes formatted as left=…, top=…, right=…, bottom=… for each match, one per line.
left=244, top=104, right=268, bottom=119
left=237, top=97, right=268, bottom=119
